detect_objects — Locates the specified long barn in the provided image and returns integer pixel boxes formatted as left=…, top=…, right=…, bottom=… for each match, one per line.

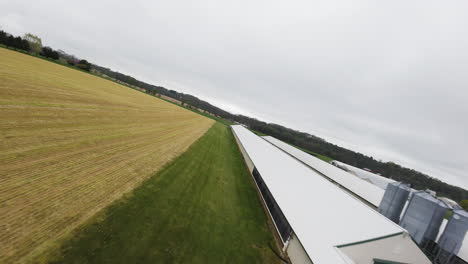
left=263, top=135, right=385, bottom=208
left=231, top=125, right=431, bottom=264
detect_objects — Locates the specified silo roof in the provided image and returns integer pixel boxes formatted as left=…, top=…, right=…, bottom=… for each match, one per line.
left=415, top=191, right=450, bottom=207
left=231, top=125, right=429, bottom=264
left=263, top=135, right=385, bottom=207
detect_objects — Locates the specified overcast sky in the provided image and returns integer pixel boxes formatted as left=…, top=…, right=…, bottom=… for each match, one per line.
left=1, top=0, right=467, bottom=190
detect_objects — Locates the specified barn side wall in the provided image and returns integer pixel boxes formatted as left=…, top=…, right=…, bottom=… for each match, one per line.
left=286, top=233, right=314, bottom=264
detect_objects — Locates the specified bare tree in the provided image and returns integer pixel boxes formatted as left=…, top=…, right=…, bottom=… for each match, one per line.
left=23, top=33, right=42, bottom=53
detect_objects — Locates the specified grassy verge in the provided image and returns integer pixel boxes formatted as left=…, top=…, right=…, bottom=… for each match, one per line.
left=293, top=145, right=334, bottom=162
left=44, top=123, right=280, bottom=263
left=249, top=128, right=333, bottom=162
left=250, top=129, right=268, bottom=136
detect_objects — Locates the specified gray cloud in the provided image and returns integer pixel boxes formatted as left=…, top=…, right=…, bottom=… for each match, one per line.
left=1, top=0, right=467, bottom=189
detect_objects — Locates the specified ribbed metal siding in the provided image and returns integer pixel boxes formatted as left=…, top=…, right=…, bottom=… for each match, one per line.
left=400, top=192, right=449, bottom=245
left=378, top=182, right=410, bottom=223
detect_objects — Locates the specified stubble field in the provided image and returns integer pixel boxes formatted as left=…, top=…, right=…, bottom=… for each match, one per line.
left=0, top=48, right=214, bottom=263
left=45, top=123, right=280, bottom=264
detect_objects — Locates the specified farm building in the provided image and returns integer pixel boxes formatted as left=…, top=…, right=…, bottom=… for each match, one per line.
left=377, top=182, right=468, bottom=263
left=263, top=136, right=384, bottom=208
left=331, top=160, right=396, bottom=190
left=231, top=125, right=431, bottom=264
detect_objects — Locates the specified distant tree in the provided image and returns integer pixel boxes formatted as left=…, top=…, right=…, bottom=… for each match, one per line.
left=460, top=200, right=468, bottom=211
left=21, top=39, right=30, bottom=51
left=0, top=31, right=28, bottom=51
left=0, top=30, right=7, bottom=44
left=13, top=36, right=22, bottom=49
left=40, top=46, right=59, bottom=60
left=58, top=57, right=67, bottom=65
left=76, top=59, right=91, bottom=71
left=5, top=35, right=15, bottom=47
left=23, top=33, right=42, bottom=53
left=57, top=49, right=79, bottom=65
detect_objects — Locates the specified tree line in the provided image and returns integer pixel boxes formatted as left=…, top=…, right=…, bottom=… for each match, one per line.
left=0, top=30, right=91, bottom=71
left=238, top=119, right=468, bottom=202
left=2, top=29, right=467, bottom=202
left=94, top=66, right=468, bottom=202
left=0, top=30, right=30, bottom=51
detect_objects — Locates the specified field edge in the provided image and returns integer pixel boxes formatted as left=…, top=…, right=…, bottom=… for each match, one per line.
left=23, top=122, right=216, bottom=264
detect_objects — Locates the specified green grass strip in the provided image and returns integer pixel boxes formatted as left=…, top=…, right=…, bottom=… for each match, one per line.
left=46, top=123, right=279, bottom=263
left=288, top=144, right=334, bottom=162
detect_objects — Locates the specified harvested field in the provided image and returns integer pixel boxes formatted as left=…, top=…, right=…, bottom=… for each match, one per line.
left=45, top=123, right=280, bottom=264
left=0, top=48, right=214, bottom=263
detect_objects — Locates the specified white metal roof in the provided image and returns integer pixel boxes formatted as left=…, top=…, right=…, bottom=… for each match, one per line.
left=332, top=160, right=396, bottom=190
left=231, top=125, right=419, bottom=264
left=263, top=136, right=384, bottom=207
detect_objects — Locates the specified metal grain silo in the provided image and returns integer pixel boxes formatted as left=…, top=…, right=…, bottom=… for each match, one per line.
left=436, top=210, right=468, bottom=260
left=378, top=182, right=411, bottom=223
left=400, top=191, right=450, bottom=245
